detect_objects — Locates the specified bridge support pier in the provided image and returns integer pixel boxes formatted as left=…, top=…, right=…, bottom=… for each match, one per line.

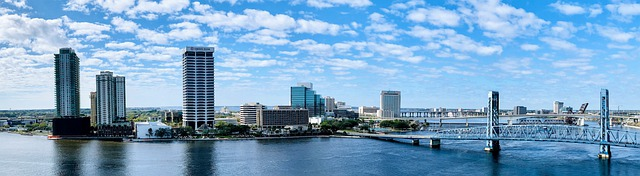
left=439, top=119, right=443, bottom=127
left=485, top=91, right=501, bottom=152
left=599, top=89, right=611, bottom=159
left=430, top=139, right=440, bottom=148
left=412, top=139, right=420, bottom=146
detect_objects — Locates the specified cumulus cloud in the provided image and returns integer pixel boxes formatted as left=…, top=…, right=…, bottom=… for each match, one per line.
left=550, top=1, right=586, bottom=15
left=407, top=7, right=460, bottom=27
left=520, top=44, right=540, bottom=51
left=606, top=3, right=640, bottom=22
left=408, top=26, right=502, bottom=56
left=0, top=14, right=69, bottom=54
left=296, top=0, right=372, bottom=8
left=594, top=25, right=635, bottom=43
left=458, top=0, right=549, bottom=40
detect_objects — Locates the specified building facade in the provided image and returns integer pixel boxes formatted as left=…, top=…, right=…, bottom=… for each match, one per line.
left=553, top=101, right=564, bottom=114
left=290, top=82, right=324, bottom=117
left=240, top=102, right=265, bottom=125
left=54, top=48, right=80, bottom=118
left=358, top=106, right=379, bottom=116
left=257, top=109, right=309, bottom=128
left=182, top=46, right=216, bottom=130
left=513, top=106, right=527, bottom=115
left=324, top=96, right=336, bottom=112
left=96, top=71, right=127, bottom=125
left=380, top=91, right=401, bottom=118
left=90, top=92, right=96, bottom=126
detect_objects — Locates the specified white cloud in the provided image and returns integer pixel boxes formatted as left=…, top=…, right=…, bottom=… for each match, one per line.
left=81, top=58, right=104, bottom=66
left=4, top=0, right=29, bottom=8
left=298, top=0, right=372, bottom=8
left=111, top=16, right=139, bottom=33
left=595, top=25, right=634, bottom=43
left=218, top=58, right=281, bottom=68
left=520, top=44, right=540, bottom=51
left=494, top=58, right=536, bottom=75
left=295, top=19, right=341, bottom=35
left=0, top=14, right=69, bottom=54
left=552, top=58, right=595, bottom=74
left=408, top=26, right=502, bottom=56
left=238, top=29, right=290, bottom=45
left=407, top=7, right=460, bottom=27
left=549, top=21, right=577, bottom=39
left=134, top=22, right=203, bottom=45
left=105, top=41, right=141, bottom=50
left=550, top=1, right=585, bottom=15
left=606, top=3, right=640, bottom=22
left=63, top=17, right=111, bottom=41
left=127, top=0, right=190, bottom=18
left=589, top=4, right=602, bottom=17
left=459, top=0, right=549, bottom=40
left=540, top=37, right=576, bottom=50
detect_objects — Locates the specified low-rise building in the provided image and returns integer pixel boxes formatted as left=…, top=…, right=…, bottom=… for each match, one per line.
left=134, top=121, right=171, bottom=139
left=358, top=106, right=379, bottom=116
left=257, top=108, right=309, bottom=129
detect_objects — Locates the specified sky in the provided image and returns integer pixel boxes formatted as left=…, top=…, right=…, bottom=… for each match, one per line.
left=0, top=0, right=639, bottom=110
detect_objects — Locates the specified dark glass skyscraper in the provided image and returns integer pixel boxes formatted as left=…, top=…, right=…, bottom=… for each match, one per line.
left=290, top=82, right=324, bottom=117
left=54, top=48, right=80, bottom=118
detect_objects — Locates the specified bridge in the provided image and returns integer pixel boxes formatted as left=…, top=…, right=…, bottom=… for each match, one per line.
left=347, top=89, right=637, bottom=159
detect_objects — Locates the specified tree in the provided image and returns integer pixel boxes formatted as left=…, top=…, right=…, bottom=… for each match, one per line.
left=147, top=128, right=153, bottom=138
left=359, top=123, right=370, bottom=132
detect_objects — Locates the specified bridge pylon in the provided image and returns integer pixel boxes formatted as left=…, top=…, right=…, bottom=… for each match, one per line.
left=599, top=89, right=611, bottom=159
left=484, top=91, right=500, bottom=152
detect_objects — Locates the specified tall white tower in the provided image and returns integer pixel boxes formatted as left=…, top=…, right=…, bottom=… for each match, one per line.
left=182, top=46, right=215, bottom=130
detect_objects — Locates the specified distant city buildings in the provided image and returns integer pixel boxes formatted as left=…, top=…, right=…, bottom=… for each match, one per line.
left=290, top=82, right=324, bottom=117
left=95, top=71, right=126, bottom=125
left=54, top=48, right=80, bottom=118
left=240, top=102, right=265, bottom=125
left=553, top=101, right=564, bottom=114
left=182, top=46, right=215, bottom=130
left=378, top=90, right=401, bottom=118
left=513, top=106, right=527, bottom=115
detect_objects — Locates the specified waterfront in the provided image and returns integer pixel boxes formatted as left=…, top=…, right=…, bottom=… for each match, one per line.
left=2, top=132, right=640, bottom=176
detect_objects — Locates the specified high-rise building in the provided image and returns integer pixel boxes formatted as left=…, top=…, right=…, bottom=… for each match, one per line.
left=53, top=48, right=90, bottom=136
left=379, top=91, right=401, bottom=118
left=90, top=92, right=96, bottom=126
left=96, top=71, right=127, bottom=125
left=257, top=108, right=309, bottom=128
left=182, top=46, right=215, bottom=130
left=115, top=76, right=126, bottom=122
left=513, top=106, right=527, bottom=115
left=54, top=48, right=80, bottom=118
left=324, top=96, right=336, bottom=112
left=290, top=82, right=324, bottom=117
left=553, top=101, right=564, bottom=114
left=240, top=102, right=265, bottom=125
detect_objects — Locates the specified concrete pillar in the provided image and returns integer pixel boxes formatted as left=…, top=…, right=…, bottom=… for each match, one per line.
left=430, top=139, right=440, bottom=148
left=412, top=139, right=420, bottom=145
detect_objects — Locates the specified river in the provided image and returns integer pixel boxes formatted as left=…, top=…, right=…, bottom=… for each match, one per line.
left=1, top=131, right=640, bottom=176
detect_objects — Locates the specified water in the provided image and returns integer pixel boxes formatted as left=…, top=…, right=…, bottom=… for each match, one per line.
left=1, top=132, right=640, bottom=176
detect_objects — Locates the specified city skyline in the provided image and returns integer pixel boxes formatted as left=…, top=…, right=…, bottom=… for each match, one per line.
left=2, top=0, right=640, bottom=110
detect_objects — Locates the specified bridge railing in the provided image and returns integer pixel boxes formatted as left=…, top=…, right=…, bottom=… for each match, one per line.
left=434, top=125, right=640, bottom=147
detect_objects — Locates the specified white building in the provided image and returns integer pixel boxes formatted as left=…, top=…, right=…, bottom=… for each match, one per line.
left=96, top=71, right=126, bottom=125
left=379, top=91, right=401, bottom=118
left=553, top=101, right=564, bottom=114
left=358, top=106, right=379, bottom=116
left=240, top=102, right=265, bottom=125
left=182, top=46, right=216, bottom=130
left=135, top=121, right=171, bottom=139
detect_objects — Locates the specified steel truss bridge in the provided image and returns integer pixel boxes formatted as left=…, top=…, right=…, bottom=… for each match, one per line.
left=347, top=89, right=636, bottom=159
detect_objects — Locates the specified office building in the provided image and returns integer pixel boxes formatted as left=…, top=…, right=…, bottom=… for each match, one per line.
left=358, top=106, right=379, bottom=116
left=54, top=48, right=80, bottom=118
left=553, top=101, right=564, bottom=114
left=324, top=96, right=336, bottom=112
left=240, top=102, right=265, bottom=125
left=513, top=106, right=527, bottom=115
left=52, top=48, right=90, bottom=136
left=182, top=46, right=216, bottom=130
left=379, top=91, right=401, bottom=118
left=90, top=92, right=96, bottom=126
left=290, top=82, right=324, bottom=117
left=257, top=108, right=309, bottom=128
left=96, top=71, right=127, bottom=125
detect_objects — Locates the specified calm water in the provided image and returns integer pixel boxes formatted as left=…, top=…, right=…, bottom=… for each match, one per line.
left=1, top=132, right=640, bottom=176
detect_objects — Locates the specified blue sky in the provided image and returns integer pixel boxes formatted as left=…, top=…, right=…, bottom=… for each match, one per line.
left=0, top=0, right=639, bottom=110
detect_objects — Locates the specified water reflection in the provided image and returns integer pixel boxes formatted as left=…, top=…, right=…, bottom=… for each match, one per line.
left=97, top=141, right=127, bottom=176
left=599, top=159, right=611, bottom=176
left=489, top=151, right=501, bottom=176
left=54, top=140, right=88, bottom=176
left=183, top=142, right=216, bottom=176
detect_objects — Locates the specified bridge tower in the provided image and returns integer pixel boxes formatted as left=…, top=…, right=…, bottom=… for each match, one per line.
left=484, top=91, right=500, bottom=152
left=598, top=89, right=611, bottom=159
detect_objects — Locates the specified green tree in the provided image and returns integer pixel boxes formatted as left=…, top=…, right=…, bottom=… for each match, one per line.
left=147, top=128, right=153, bottom=138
